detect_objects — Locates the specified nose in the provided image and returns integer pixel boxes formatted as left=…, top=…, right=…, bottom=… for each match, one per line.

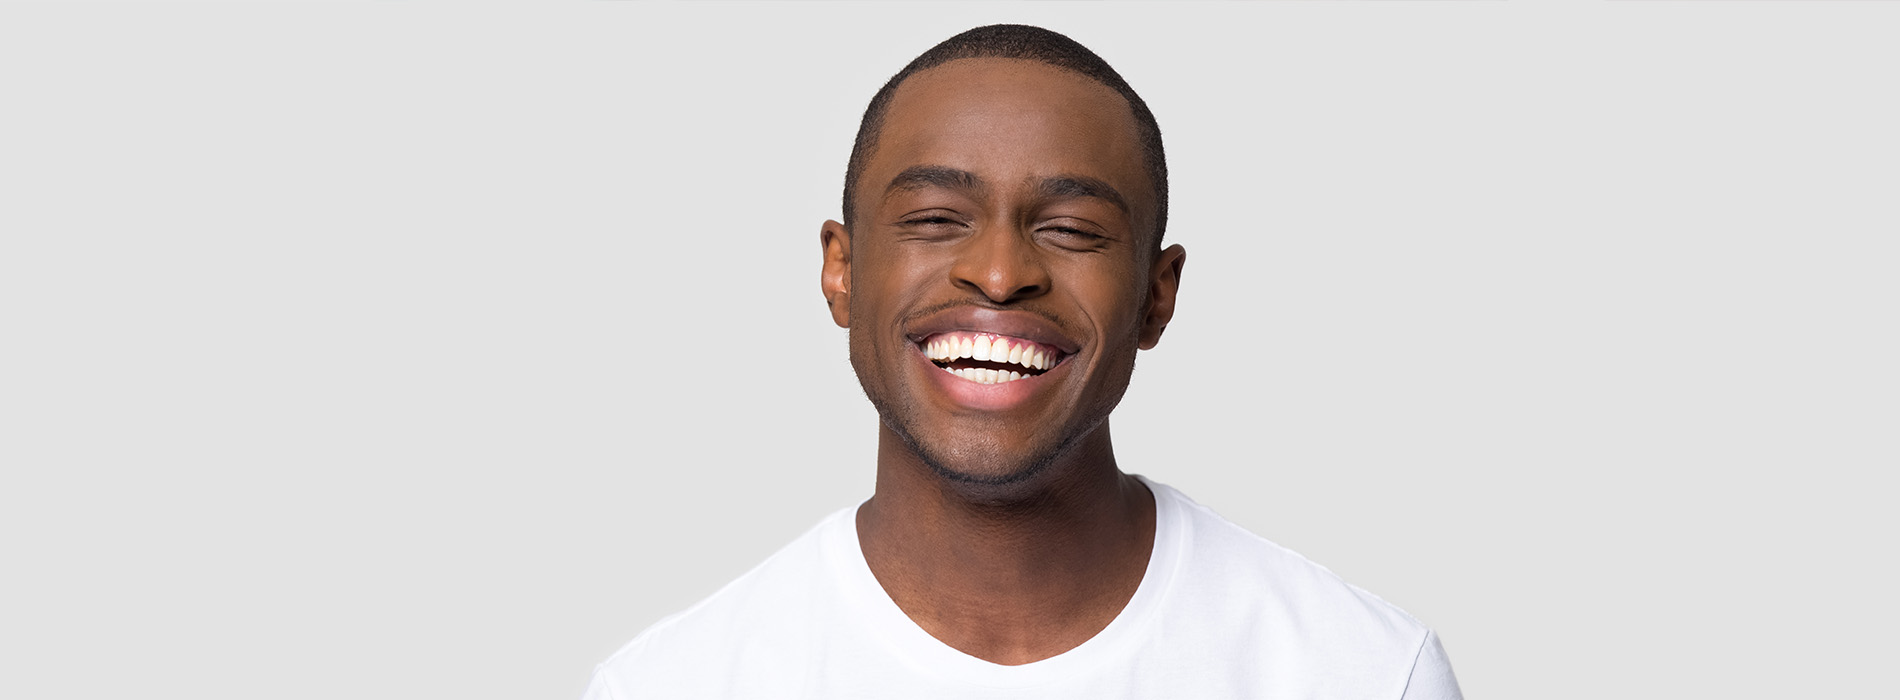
left=949, top=224, right=1051, bottom=304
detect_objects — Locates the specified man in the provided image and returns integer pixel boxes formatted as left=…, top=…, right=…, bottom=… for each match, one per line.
left=585, top=24, right=1461, bottom=698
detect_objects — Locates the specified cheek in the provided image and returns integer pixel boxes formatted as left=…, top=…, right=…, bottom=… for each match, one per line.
left=855, top=257, right=945, bottom=318
left=1056, top=259, right=1147, bottom=326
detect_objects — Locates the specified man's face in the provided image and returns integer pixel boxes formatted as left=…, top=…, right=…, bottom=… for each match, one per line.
left=821, top=58, right=1183, bottom=485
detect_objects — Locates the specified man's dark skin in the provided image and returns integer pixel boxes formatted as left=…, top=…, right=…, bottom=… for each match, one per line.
left=819, top=57, right=1188, bottom=665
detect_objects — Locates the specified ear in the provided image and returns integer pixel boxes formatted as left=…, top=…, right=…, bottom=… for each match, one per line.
left=820, top=220, right=852, bottom=328
left=1138, top=244, right=1186, bottom=350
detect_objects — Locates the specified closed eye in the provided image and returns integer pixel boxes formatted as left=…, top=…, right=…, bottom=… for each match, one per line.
left=892, top=213, right=971, bottom=242
left=1038, top=224, right=1112, bottom=252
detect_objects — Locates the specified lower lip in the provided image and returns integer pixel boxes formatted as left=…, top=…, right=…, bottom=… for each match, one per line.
left=917, top=348, right=1061, bottom=412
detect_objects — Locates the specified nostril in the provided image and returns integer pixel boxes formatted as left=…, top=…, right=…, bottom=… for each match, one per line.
left=947, top=240, right=1052, bottom=303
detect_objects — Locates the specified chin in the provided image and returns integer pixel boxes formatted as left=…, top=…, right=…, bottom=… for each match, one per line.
left=903, top=423, right=1097, bottom=507
left=922, top=451, right=1049, bottom=487
left=859, top=352, right=1115, bottom=500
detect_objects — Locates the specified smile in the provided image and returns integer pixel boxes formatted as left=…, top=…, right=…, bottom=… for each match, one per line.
left=921, top=332, right=1064, bottom=385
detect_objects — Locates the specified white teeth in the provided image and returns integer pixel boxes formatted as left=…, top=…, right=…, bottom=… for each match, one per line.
left=926, top=332, right=1062, bottom=380
left=940, top=364, right=1036, bottom=385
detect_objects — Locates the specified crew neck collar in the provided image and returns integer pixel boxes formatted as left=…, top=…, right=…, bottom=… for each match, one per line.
left=823, top=475, right=1186, bottom=689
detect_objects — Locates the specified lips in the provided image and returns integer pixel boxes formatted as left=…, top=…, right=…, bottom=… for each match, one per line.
left=922, top=331, right=1062, bottom=384
left=905, top=306, right=1077, bottom=390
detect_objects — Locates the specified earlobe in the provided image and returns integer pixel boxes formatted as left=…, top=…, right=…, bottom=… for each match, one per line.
left=1138, top=244, right=1186, bottom=350
left=820, top=220, right=852, bottom=328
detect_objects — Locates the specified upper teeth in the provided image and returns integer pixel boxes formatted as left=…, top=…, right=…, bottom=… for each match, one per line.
left=923, top=333, right=1057, bottom=372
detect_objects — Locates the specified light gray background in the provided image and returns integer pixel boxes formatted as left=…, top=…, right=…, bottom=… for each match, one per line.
left=3, top=2, right=1895, bottom=699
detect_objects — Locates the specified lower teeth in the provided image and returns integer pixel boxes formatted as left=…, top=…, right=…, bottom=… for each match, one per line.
left=943, top=366, right=1026, bottom=384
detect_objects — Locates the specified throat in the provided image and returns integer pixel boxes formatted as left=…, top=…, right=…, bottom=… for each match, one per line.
left=854, top=476, right=1158, bottom=666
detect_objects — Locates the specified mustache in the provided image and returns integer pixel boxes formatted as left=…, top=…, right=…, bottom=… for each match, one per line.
left=899, top=298, right=1067, bottom=330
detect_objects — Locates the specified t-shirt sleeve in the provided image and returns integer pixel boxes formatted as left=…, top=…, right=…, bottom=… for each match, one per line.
left=1399, top=630, right=1464, bottom=700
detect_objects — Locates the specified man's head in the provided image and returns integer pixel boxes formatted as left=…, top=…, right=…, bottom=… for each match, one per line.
left=842, top=24, right=1170, bottom=248
left=820, top=25, right=1186, bottom=492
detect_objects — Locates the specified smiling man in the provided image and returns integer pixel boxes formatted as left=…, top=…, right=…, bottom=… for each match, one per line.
left=584, top=24, right=1461, bottom=699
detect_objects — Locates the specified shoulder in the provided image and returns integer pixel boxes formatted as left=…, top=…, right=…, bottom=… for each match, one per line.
left=584, top=507, right=854, bottom=699
left=1150, top=481, right=1443, bottom=679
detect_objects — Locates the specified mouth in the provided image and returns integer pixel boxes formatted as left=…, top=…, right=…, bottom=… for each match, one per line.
left=920, top=332, right=1067, bottom=385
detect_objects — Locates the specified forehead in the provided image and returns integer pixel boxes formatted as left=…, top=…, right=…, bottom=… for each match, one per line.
left=865, top=58, right=1153, bottom=226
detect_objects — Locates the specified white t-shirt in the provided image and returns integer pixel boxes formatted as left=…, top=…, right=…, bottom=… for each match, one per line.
left=584, top=478, right=1462, bottom=699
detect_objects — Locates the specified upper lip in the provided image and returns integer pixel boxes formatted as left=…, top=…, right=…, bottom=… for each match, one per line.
left=904, top=306, right=1081, bottom=356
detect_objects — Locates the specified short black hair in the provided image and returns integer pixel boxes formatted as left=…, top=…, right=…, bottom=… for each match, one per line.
left=842, top=24, right=1169, bottom=246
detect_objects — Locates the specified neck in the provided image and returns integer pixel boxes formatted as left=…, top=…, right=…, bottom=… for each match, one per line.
left=856, top=421, right=1155, bottom=665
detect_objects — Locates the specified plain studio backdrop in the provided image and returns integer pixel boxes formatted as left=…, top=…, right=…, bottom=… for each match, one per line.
left=2, top=2, right=1894, bottom=699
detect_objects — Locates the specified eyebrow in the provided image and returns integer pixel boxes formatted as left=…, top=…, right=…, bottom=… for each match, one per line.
left=882, top=165, right=1129, bottom=215
left=1034, top=174, right=1128, bottom=215
left=884, top=165, right=987, bottom=199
